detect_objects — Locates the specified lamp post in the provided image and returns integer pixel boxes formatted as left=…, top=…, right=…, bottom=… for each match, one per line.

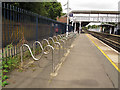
left=64, top=0, right=71, bottom=37
left=73, top=17, right=76, bottom=33
left=66, top=0, right=69, bottom=37
left=64, top=0, right=70, bottom=37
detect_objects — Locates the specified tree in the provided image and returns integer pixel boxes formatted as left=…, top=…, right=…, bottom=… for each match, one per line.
left=43, top=2, right=62, bottom=20
left=88, top=25, right=91, bottom=29
left=7, top=2, right=62, bottom=20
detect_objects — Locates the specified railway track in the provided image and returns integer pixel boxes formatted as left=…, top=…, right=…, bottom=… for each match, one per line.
left=85, top=30, right=120, bottom=52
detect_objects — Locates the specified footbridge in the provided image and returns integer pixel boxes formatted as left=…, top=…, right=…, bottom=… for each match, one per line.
left=70, top=10, right=119, bottom=23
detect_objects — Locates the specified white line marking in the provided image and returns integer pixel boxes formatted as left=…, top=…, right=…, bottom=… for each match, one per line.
left=99, top=39, right=119, bottom=54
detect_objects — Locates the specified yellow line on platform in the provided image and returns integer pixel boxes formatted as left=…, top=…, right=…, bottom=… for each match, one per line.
left=86, top=34, right=120, bottom=72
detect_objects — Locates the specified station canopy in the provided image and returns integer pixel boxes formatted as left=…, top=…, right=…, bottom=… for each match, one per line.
left=70, top=10, right=120, bottom=15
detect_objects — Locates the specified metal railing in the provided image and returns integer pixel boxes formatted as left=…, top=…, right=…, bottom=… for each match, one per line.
left=2, top=3, right=73, bottom=59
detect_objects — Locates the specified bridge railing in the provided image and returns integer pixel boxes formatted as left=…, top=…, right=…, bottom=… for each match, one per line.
left=74, top=16, right=118, bottom=22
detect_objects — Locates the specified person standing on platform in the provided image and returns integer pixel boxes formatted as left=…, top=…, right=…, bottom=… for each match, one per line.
left=55, top=27, right=58, bottom=35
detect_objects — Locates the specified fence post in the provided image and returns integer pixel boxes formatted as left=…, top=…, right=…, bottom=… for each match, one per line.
left=36, top=14, right=38, bottom=41
left=3, top=3, right=6, bottom=58
left=50, top=23, right=52, bottom=37
left=7, top=4, right=10, bottom=57
left=9, top=4, right=12, bottom=69
left=13, top=5, right=16, bottom=56
left=0, top=2, right=2, bottom=54
left=50, top=22, right=54, bottom=37
left=18, top=7, right=20, bottom=42
left=0, top=2, right=2, bottom=90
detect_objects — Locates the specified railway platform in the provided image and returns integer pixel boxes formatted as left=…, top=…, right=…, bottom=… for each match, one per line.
left=47, top=34, right=118, bottom=88
left=4, top=33, right=119, bottom=88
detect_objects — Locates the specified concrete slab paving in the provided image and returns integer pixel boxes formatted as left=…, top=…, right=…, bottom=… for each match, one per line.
left=48, top=34, right=115, bottom=88
left=3, top=34, right=118, bottom=88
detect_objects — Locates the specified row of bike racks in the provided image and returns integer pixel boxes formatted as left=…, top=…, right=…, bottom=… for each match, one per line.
left=20, top=33, right=77, bottom=73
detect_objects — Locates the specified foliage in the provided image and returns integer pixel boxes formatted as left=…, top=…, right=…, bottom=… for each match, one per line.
left=2, top=81, right=8, bottom=87
left=44, top=2, right=62, bottom=20
left=61, top=13, right=66, bottom=16
left=6, top=2, right=62, bottom=20
left=87, top=25, right=100, bottom=29
left=1, top=44, right=21, bottom=87
left=82, top=27, right=88, bottom=30
left=87, top=25, right=91, bottom=29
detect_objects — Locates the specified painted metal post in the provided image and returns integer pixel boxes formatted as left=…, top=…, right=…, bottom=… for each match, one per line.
left=74, top=22, right=76, bottom=33
left=66, top=0, right=69, bottom=37
left=0, top=3, right=1, bottom=34
left=21, top=9, right=23, bottom=27
left=15, top=6, right=18, bottom=55
left=103, top=27, right=105, bottom=33
left=4, top=3, right=7, bottom=58
left=17, top=7, right=19, bottom=41
left=10, top=5, right=13, bottom=57
left=36, top=15, right=38, bottom=41
left=0, top=2, right=2, bottom=89
left=110, top=27, right=112, bottom=34
left=7, top=4, right=10, bottom=57
left=72, top=21, right=74, bottom=27
left=116, top=14, right=117, bottom=22
left=72, top=21, right=74, bottom=32
left=118, top=2, right=120, bottom=35
left=79, top=21, right=81, bottom=34
left=13, top=5, right=15, bottom=56
left=50, top=23, right=53, bottom=37
left=98, top=14, right=99, bottom=22
left=89, top=14, right=90, bottom=21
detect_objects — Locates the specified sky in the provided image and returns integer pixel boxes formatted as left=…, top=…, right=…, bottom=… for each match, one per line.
left=57, top=0, right=120, bottom=13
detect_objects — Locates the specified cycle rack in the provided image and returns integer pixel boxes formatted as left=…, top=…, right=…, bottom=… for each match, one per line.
left=20, top=33, right=77, bottom=74
left=43, top=45, right=55, bottom=73
left=53, top=36, right=65, bottom=57
left=68, top=35, right=72, bottom=46
left=48, top=37, right=61, bottom=61
left=57, top=35, right=62, bottom=40
left=68, top=33, right=75, bottom=46
left=56, top=35, right=66, bottom=55
left=33, top=41, right=44, bottom=67
left=20, top=43, right=55, bottom=73
left=62, top=37, right=68, bottom=49
left=53, top=36, right=59, bottom=42
left=67, top=33, right=76, bottom=47
left=20, top=44, right=42, bottom=67
left=42, top=39, right=50, bottom=45
left=59, top=39, right=65, bottom=56
left=33, top=41, right=44, bottom=56
left=48, top=37, right=55, bottom=46
left=42, top=39, right=50, bottom=55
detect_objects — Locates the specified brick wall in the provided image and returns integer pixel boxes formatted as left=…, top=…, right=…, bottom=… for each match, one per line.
left=57, top=16, right=67, bottom=23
